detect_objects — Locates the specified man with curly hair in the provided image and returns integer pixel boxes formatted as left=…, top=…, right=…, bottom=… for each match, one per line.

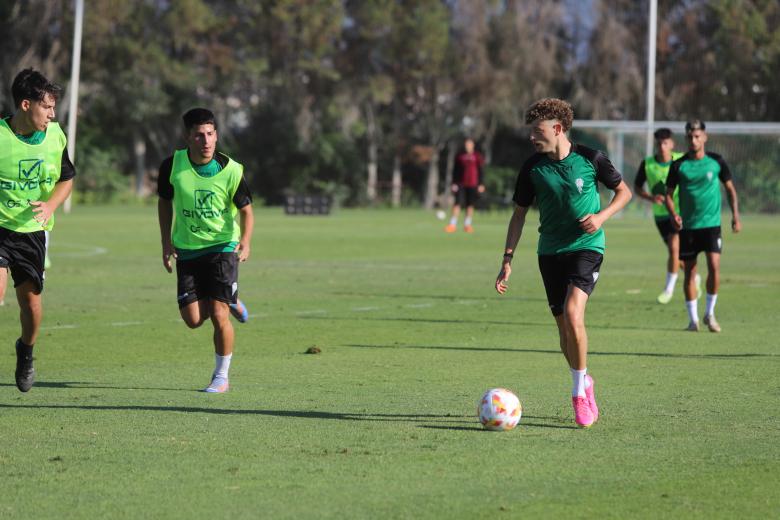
left=495, top=98, right=632, bottom=428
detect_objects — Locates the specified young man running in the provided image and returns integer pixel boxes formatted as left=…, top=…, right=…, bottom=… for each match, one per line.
left=445, top=138, right=485, bottom=233
left=634, top=128, right=699, bottom=304
left=665, top=120, right=741, bottom=333
left=0, top=69, right=75, bottom=392
left=495, top=98, right=632, bottom=428
left=157, top=108, right=254, bottom=393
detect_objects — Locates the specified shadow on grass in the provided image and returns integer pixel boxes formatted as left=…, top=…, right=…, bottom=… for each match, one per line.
left=345, top=343, right=778, bottom=360
left=0, top=382, right=190, bottom=392
left=327, top=290, right=541, bottom=303
left=0, top=403, right=576, bottom=429
left=300, top=315, right=687, bottom=332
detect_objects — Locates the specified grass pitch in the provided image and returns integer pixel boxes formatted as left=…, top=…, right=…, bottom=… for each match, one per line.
left=1, top=206, right=778, bottom=519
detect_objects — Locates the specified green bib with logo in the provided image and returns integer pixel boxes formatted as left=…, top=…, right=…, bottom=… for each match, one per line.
left=0, top=120, right=66, bottom=232
left=644, top=151, right=683, bottom=219
left=170, top=149, right=243, bottom=249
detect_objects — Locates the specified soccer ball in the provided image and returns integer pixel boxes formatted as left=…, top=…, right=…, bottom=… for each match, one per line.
left=435, top=209, right=447, bottom=220
left=478, top=388, right=522, bottom=431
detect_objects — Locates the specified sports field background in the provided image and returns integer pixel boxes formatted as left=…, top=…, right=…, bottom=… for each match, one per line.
left=1, top=206, right=778, bottom=519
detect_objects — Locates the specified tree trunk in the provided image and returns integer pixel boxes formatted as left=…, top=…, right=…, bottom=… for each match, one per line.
left=483, top=114, right=497, bottom=165
left=365, top=103, right=378, bottom=203
left=134, top=134, right=146, bottom=197
left=423, top=148, right=439, bottom=209
left=442, top=140, right=456, bottom=208
left=391, top=154, right=402, bottom=208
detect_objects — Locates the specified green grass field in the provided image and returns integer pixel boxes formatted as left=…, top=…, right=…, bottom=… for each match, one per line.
left=1, top=206, right=778, bottom=519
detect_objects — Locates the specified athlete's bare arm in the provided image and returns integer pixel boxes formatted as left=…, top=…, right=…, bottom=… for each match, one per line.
left=496, top=205, right=529, bottom=295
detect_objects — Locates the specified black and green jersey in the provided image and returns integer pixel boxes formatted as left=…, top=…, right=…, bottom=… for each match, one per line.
left=157, top=150, right=252, bottom=258
left=666, top=152, right=732, bottom=230
left=634, top=151, right=684, bottom=219
left=513, top=143, right=623, bottom=255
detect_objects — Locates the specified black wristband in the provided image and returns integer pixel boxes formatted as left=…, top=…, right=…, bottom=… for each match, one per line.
left=503, top=252, right=513, bottom=259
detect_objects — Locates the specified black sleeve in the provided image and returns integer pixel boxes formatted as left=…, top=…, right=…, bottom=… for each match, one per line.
left=572, top=144, right=622, bottom=189
left=157, top=156, right=174, bottom=200
left=710, top=152, right=733, bottom=183
left=666, top=157, right=683, bottom=192
left=634, top=161, right=646, bottom=190
left=232, top=176, right=252, bottom=209
left=512, top=154, right=544, bottom=207
left=58, top=148, right=76, bottom=182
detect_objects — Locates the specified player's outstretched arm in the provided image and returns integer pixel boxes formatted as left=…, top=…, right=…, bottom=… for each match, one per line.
left=496, top=205, right=529, bottom=295
left=579, top=180, right=632, bottom=233
left=158, top=198, right=176, bottom=273
left=236, top=204, right=254, bottom=262
left=723, top=179, right=741, bottom=233
left=30, top=179, right=73, bottom=227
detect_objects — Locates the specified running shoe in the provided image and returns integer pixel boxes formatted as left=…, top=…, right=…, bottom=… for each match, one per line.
left=204, top=375, right=229, bottom=393
left=229, top=299, right=249, bottom=323
left=703, top=314, right=721, bottom=333
left=585, top=374, right=599, bottom=422
left=572, top=396, right=595, bottom=428
left=444, top=224, right=457, bottom=233
left=657, top=291, right=673, bottom=304
left=15, top=339, right=35, bottom=392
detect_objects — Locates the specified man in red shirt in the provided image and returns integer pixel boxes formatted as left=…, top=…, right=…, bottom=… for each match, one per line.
left=445, top=138, right=485, bottom=233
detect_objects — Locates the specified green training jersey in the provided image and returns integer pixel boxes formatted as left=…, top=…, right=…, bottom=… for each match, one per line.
left=169, top=149, right=244, bottom=250
left=666, top=152, right=732, bottom=230
left=513, top=143, right=623, bottom=255
left=636, top=151, right=684, bottom=219
left=0, top=119, right=66, bottom=232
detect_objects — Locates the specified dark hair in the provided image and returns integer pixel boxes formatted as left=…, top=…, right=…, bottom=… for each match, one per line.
left=182, top=108, right=217, bottom=131
left=11, top=68, right=62, bottom=107
left=685, top=119, right=706, bottom=133
left=525, top=98, right=574, bottom=132
left=653, top=128, right=673, bottom=141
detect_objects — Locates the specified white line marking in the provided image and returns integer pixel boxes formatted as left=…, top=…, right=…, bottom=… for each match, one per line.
left=110, top=321, right=144, bottom=327
left=405, top=303, right=433, bottom=309
left=51, top=244, right=108, bottom=258
left=351, top=306, right=380, bottom=312
left=626, top=289, right=641, bottom=294
left=41, top=324, right=78, bottom=330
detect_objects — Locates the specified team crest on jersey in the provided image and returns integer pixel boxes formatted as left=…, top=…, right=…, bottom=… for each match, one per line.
left=575, top=178, right=584, bottom=194
left=706, top=171, right=714, bottom=181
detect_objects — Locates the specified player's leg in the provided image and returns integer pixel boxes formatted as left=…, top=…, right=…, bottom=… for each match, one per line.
left=179, top=298, right=210, bottom=329
left=658, top=224, right=680, bottom=304
left=682, top=256, right=700, bottom=331
left=464, top=204, right=475, bottom=232
left=563, top=286, right=597, bottom=427
left=15, top=280, right=41, bottom=392
left=553, top=315, right=570, bottom=365
left=0, top=266, right=7, bottom=306
left=446, top=203, right=461, bottom=233
left=703, top=250, right=722, bottom=332
left=203, top=253, right=239, bottom=393
left=176, top=256, right=209, bottom=328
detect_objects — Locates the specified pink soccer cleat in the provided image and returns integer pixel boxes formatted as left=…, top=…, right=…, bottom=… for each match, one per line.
left=585, top=374, right=599, bottom=422
left=572, top=396, right=595, bottom=428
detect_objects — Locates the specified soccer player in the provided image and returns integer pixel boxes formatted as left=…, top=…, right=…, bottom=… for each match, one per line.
left=444, top=138, right=485, bottom=233
left=495, top=98, right=632, bottom=428
left=0, top=68, right=75, bottom=392
left=665, top=120, right=740, bottom=333
left=157, top=108, right=254, bottom=393
left=633, top=128, right=697, bottom=304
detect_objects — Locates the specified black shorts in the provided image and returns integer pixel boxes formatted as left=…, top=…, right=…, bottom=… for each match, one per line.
left=654, top=218, right=679, bottom=244
left=0, top=226, right=46, bottom=293
left=454, top=186, right=479, bottom=207
left=538, top=250, right=603, bottom=316
left=176, top=252, right=239, bottom=308
left=679, top=226, right=722, bottom=261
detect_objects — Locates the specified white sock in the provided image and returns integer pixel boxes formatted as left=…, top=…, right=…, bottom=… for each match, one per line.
left=664, top=272, right=678, bottom=294
left=214, top=353, right=232, bottom=379
left=686, top=300, right=699, bottom=324
left=449, top=216, right=457, bottom=226
left=705, top=293, right=718, bottom=317
left=464, top=216, right=473, bottom=226
left=571, top=368, right=587, bottom=398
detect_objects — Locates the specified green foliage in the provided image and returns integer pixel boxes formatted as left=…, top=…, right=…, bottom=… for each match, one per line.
left=72, top=144, right=130, bottom=204
left=482, top=165, right=516, bottom=203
